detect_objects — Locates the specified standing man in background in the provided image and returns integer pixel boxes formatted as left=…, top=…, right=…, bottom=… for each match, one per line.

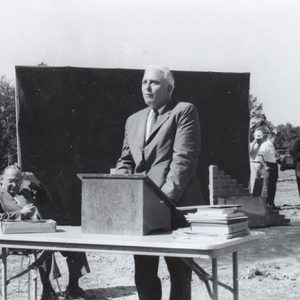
left=116, top=65, right=202, bottom=300
left=258, top=131, right=280, bottom=208
left=249, top=129, right=265, bottom=194
left=288, top=129, right=300, bottom=197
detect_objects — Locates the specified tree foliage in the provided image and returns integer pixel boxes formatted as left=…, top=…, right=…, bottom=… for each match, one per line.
left=249, top=95, right=264, bottom=120
left=275, top=123, right=300, bottom=148
left=248, top=95, right=300, bottom=148
left=0, top=76, right=17, bottom=169
left=249, top=95, right=275, bottom=140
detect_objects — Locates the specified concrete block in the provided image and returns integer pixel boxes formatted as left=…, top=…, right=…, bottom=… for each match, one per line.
left=238, top=188, right=250, bottom=195
left=217, top=195, right=290, bottom=228
left=266, top=214, right=290, bottom=226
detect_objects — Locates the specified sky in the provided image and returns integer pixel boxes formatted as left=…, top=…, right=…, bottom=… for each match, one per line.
left=0, top=0, right=299, bottom=126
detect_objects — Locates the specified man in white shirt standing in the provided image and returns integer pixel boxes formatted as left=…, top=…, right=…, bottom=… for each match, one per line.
left=257, top=131, right=279, bottom=208
left=249, top=129, right=265, bottom=193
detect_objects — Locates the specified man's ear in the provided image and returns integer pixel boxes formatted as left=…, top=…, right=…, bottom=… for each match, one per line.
left=168, top=84, right=174, bottom=95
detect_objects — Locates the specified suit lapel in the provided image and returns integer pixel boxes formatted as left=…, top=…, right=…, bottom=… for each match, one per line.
left=145, top=101, right=176, bottom=144
left=136, top=107, right=150, bottom=149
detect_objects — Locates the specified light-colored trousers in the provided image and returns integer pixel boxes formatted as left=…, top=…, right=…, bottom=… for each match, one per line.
left=249, top=161, right=262, bottom=194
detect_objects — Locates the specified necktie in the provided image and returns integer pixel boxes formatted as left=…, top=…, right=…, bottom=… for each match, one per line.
left=149, top=109, right=158, bottom=133
left=146, top=109, right=159, bottom=140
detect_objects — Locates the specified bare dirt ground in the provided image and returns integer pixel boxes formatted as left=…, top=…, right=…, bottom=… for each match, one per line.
left=2, top=169, right=300, bottom=300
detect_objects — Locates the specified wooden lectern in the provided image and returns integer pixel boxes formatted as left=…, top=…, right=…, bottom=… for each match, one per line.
left=77, top=174, right=171, bottom=235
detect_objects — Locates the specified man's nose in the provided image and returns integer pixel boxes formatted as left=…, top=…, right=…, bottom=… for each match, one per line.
left=145, top=82, right=151, bottom=91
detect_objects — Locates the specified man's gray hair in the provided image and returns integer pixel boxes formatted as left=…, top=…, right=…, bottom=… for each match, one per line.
left=2, top=165, right=22, bottom=176
left=146, top=65, right=175, bottom=90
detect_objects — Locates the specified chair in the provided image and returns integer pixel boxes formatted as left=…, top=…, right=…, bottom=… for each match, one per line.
left=0, top=250, right=62, bottom=300
left=0, top=249, right=38, bottom=300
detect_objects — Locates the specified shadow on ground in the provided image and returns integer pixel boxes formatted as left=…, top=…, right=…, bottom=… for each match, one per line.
left=243, top=224, right=300, bottom=262
left=281, top=204, right=300, bottom=209
left=84, top=285, right=136, bottom=299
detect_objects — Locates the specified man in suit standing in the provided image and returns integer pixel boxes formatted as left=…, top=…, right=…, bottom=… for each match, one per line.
left=115, top=65, right=202, bottom=300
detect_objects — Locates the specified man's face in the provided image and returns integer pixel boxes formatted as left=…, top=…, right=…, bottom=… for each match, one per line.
left=256, top=137, right=263, bottom=144
left=141, top=68, right=171, bottom=110
left=1, top=169, right=22, bottom=196
left=270, top=135, right=276, bottom=143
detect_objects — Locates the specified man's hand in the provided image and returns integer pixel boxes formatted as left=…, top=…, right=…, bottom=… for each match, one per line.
left=21, top=172, right=42, bottom=191
left=20, top=204, right=36, bottom=220
left=254, top=137, right=263, bottom=145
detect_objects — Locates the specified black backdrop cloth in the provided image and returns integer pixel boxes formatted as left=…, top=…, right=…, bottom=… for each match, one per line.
left=16, top=66, right=250, bottom=225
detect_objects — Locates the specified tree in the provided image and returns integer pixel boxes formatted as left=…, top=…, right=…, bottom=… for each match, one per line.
left=275, top=123, right=300, bottom=148
left=37, top=62, right=47, bottom=67
left=249, top=95, right=264, bottom=120
left=0, top=76, right=17, bottom=169
left=249, top=95, right=275, bottom=140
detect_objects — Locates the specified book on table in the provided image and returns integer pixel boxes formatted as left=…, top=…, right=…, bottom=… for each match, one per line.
left=177, top=204, right=241, bottom=213
left=172, top=227, right=250, bottom=240
left=187, top=216, right=248, bottom=224
left=1, top=219, right=57, bottom=234
left=175, top=204, right=250, bottom=239
left=190, top=220, right=249, bottom=234
left=185, top=211, right=246, bottom=222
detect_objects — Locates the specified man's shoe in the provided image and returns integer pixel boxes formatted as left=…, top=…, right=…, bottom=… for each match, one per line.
left=272, top=205, right=281, bottom=210
left=267, top=204, right=280, bottom=210
left=40, top=290, right=59, bottom=300
left=65, top=286, right=87, bottom=299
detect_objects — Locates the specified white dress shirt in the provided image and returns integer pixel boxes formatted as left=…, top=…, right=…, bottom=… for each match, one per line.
left=258, top=139, right=277, bottom=163
left=145, top=105, right=166, bottom=141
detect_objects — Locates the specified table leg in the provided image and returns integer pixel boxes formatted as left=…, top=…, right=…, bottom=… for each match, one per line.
left=212, top=257, right=218, bottom=300
left=233, top=251, right=238, bottom=300
left=27, top=262, right=31, bottom=300
left=33, top=252, right=38, bottom=300
left=1, top=248, right=8, bottom=300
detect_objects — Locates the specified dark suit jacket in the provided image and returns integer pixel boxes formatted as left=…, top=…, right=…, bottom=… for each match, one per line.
left=116, top=101, right=202, bottom=207
left=0, top=187, right=23, bottom=220
left=289, top=137, right=300, bottom=162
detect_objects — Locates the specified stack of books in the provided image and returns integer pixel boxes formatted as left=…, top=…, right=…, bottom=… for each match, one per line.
left=1, top=219, right=57, bottom=234
left=177, top=205, right=250, bottom=239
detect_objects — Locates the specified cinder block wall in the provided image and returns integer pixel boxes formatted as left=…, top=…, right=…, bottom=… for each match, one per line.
left=209, top=165, right=249, bottom=205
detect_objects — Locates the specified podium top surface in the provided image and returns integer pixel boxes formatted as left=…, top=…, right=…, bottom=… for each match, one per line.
left=77, top=173, right=148, bottom=180
left=0, top=226, right=264, bottom=258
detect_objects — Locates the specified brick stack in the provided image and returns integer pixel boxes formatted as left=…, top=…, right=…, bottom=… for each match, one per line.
left=209, top=165, right=249, bottom=205
left=208, top=165, right=290, bottom=228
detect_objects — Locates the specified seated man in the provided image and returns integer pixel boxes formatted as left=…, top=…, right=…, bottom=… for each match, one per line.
left=0, top=165, right=90, bottom=300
